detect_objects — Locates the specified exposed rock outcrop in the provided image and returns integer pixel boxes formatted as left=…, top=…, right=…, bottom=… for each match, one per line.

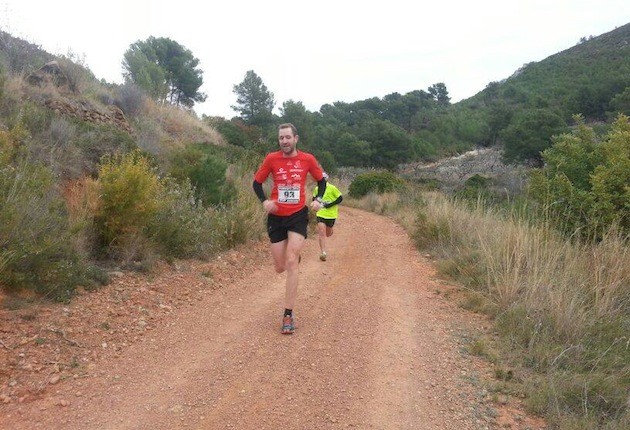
left=400, top=147, right=512, bottom=184
left=43, top=99, right=133, bottom=135
left=26, top=60, right=76, bottom=93
left=26, top=61, right=133, bottom=135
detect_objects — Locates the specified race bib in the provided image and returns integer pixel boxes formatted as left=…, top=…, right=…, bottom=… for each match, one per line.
left=278, top=185, right=300, bottom=204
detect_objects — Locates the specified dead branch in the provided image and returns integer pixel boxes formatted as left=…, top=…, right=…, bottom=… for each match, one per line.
left=48, top=328, right=82, bottom=348
left=0, top=339, right=13, bottom=350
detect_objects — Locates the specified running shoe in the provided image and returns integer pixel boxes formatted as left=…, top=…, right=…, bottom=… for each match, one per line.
left=319, top=251, right=327, bottom=261
left=281, top=315, right=295, bottom=334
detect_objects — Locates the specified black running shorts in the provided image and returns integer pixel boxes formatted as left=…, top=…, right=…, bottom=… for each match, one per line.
left=267, top=206, right=309, bottom=243
left=316, top=217, right=336, bottom=228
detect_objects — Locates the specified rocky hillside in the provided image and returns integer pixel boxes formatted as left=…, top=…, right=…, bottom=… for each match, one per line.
left=26, top=61, right=133, bottom=134
left=398, top=146, right=529, bottom=192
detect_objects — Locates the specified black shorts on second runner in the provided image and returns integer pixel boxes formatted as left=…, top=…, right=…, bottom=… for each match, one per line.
left=316, top=217, right=336, bottom=228
left=267, top=206, right=309, bottom=243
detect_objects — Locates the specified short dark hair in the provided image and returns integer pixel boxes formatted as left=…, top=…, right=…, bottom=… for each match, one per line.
left=278, top=123, right=298, bottom=136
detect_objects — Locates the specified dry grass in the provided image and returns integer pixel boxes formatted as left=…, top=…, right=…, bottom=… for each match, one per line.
left=208, top=167, right=266, bottom=250
left=63, top=176, right=101, bottom=226
left=418, top=193, right=629, bottom=337
left=344, top=186, right=419, bottom=233
left=145, top=102, right=225, bottom=147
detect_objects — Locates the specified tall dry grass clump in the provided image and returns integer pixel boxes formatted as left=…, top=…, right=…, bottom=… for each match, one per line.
left=416, top=193, right=629, bottom=335
left=209, top=164, right=266, bottom=249
left=63, top=176, right=101, bottom=255
left=145, top=102, right=224, bottom=147
left=343, top=175, right=420, bottom=233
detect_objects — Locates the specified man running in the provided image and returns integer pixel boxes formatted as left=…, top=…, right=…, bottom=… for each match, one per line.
left=253, top=123, right=326, bottom=334
left=312, top=173, right=343, bottom=261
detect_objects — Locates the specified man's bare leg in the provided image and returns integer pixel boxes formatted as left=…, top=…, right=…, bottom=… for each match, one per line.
left=317, top=222, right=327, bottom=255
left=270, top=240, right=288, bottom=273
left=283, top=231, right=305, bottom=310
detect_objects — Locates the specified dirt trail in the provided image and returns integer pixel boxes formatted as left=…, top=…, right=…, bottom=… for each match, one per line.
left=1, top=207, right=543, bottom=429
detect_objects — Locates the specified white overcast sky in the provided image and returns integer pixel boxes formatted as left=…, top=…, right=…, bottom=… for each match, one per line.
left=1, top=1, right=628, bottom=118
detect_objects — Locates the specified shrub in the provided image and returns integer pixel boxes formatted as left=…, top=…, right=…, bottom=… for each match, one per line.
left=115, top=81, right=148, bottom=118
left=76, top=123, right=137, bottom=176
left=206, top=117, right=252, bottom=148
left=529, top=114, right=630, bottom=238
left=0, top=159, right=97, bottom=299
left=95, top=150, right=164, bottom=259
left=501, top=108, right=567, bottom=165
left=29, top=116, right=86, bottom=180
left=0, top=31, right=54, bottom=75
left=0, top=122, right=28, bottom=164
left=169, top=143, right=236, bottom=206
left=133, top=116, right=165, bottom=156
left=209, top=187, right=266, bottom=251
left=55, top=54, right=96, bottom=94
left=348, top=170, right=406, bottom=198
left=147, top=177, right=214, bottom=259
left=453, top=174, right=498, bottom=203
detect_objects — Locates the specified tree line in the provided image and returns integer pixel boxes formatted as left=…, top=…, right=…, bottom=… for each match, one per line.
left=124, top=25, right=629, bottom=173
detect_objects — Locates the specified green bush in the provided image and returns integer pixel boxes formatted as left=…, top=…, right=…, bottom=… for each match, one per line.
left=147, top=177, right=214, bottom=259
left=94, top=150, right=231, bottom=262
left=0, top=159, right=100, bottom=299
left=95, top=150, right=164, bottom=258
left=169, top=143, right=236, bottom=206
left=348, top=170, right=406, bottom=198
left=529, top=114, right=630, bottom=238
left=501, top=108, right=567, bottom=165
left=452, top=174, right=498, bottom=204
left=207, top=117, right=252, bottom=148
left=313, top=150, right=337, bottom=175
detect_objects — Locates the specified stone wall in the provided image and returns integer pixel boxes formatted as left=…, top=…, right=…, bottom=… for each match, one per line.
left=43, top=98, right=133, bottom=135
left=26, top=61, right=133, bottom=135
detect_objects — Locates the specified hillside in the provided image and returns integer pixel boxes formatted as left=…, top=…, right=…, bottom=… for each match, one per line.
left=311, top=22, right=630, bottom=168
left=467, top=22, right=630, bottom=119
left=1, top=29, right=254, bottom=302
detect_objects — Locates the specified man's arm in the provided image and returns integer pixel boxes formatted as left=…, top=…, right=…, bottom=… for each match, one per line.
left=314, top=177, right=326, bottom=201
left=323, top=195, right=343, bottom=208
left=252, top=180, right=266, bottom=203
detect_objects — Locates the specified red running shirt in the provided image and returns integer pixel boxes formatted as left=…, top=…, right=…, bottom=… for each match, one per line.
left=254, top=151, right=324, bottom=216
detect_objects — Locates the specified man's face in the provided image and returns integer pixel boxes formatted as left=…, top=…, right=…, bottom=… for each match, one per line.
left=278, top=127, right=298, bottom=155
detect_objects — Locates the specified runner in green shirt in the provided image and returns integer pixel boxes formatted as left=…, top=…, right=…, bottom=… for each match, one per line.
left=312, top=173, right=343, bottom=261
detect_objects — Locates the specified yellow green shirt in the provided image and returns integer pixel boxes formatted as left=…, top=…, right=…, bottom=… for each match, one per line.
left=313, top=183, right=342, bottom=219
